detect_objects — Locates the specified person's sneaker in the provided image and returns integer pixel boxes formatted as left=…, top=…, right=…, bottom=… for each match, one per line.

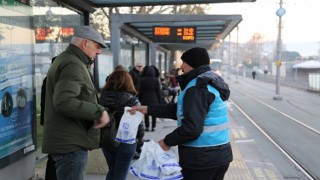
left=145, top=128, right=149, bottom=132
left=151, top=128, right=155, bottom=132
left=133, top=152, right=140, bottom=159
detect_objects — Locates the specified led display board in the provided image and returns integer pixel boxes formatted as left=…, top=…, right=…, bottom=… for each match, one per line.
left=152, top=26, right=196, bottom=43
left=35, top=27, right=74, bottom=43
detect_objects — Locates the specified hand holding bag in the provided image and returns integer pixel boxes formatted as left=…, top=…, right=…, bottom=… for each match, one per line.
left=154, top=143, right=181, bottom=176
left=130, top=140, right=183, bottom=180
left=115, top=107, right=144, bottom=144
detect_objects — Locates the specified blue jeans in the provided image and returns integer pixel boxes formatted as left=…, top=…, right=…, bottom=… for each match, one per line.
left=102, top=143, right=137, bottom=180
left=51, top=149, right=88, bottom=180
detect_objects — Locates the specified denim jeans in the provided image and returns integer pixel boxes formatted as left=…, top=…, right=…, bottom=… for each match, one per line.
left=102, top=143, right=137, bottom=180
left=51, top=149, right=88, bottom=180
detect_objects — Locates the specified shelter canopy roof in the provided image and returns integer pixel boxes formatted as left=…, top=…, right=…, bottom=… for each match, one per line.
left=86, top=0, right=255, bottom=7
left=56, top=0, right=251, bottom=51
left=113, top=14, right=242, bottom=50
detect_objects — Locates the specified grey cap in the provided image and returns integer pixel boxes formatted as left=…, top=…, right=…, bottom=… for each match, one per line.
left=74, top=26, right=106, bottom=48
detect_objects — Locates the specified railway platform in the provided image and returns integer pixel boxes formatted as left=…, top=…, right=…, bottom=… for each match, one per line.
left=35, top=105, right=285, bottom=180
left=34, top=73, right=319, bottom=180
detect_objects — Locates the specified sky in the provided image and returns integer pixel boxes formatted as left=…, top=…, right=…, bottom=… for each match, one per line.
left=208, top=0, right=320, bottom=56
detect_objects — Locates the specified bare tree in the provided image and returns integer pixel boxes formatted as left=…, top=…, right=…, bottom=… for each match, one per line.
left=240, top=32, right=275, bottom=69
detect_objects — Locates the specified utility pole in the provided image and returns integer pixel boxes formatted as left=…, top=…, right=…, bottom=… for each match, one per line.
left=274, top=0, right=285, bottom=100
left=227, top=34, right=231, bottom=79
left=235, top=26, right=239, bottom=83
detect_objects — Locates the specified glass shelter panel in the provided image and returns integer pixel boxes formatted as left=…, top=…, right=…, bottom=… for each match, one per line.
left=134, top=42, right=146, bottom=66
left=0, top=0, right=84, bottom=169
left=0, top=1, right=35, bottom=169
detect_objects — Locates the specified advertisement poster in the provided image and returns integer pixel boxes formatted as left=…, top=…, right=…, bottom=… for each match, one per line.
left=0, top=4, right=35, bottom=168
left=0, top=60, right=34, bottom=160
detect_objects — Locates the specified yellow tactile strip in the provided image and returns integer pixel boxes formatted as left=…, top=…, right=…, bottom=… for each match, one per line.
left=225, top=135, right=254, bottom=180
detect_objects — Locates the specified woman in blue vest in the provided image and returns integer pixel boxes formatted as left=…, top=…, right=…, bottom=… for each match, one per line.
left=130, top=47, right=232, bottom=180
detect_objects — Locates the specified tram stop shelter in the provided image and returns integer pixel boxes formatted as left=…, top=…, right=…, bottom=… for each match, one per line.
left=0, top=1, right=254, bottom=180
left=109, top=14, right=243, bottom=66
left=63, top=0, right=249, bottom=66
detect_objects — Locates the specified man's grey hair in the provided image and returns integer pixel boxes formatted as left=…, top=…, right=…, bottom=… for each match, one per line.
left=71, top=37, right=84, bottom=46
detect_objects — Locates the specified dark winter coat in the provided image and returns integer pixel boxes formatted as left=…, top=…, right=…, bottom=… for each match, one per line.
left=138, top=66, right=162, bottom=105
left=129, top=68, right=141, bottom=92
left=42, top=44, right=105, bottom=154
left=99, top=91, right=144, bottom=139
left=40, top=57, right=56, bottom=126
left=147, top=65, right=232, bottom=170
left=40, top=76, right=47, bottom=126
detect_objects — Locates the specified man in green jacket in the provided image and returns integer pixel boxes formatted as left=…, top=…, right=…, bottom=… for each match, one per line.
left=42, top=26, right=109, bottom=180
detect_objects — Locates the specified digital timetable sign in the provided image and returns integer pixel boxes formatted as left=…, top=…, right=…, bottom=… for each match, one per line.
left=152, top=26, right=196, bottom=43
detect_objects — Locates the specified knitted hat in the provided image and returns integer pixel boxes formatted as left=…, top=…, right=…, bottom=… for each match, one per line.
left=181, top=47, right=210, bottom=68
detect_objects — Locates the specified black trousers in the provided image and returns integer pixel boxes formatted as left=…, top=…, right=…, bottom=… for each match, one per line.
left=45, top=154, right=57, bottom=180
left=181, top=163, right=230, bottom=180
left=144, top=115, right=156, bottom=128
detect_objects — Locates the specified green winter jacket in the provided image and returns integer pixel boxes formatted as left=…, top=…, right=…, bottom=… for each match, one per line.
left=42, top=44, right=105, bottom=154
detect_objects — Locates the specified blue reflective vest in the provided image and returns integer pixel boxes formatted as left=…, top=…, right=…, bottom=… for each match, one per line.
left=177, top=76, right=229, bottom=147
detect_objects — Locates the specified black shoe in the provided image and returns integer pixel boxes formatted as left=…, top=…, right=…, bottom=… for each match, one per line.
left=133, top=152, right=140, bottom=160
left=151, top=128, right=155, bottom=132
left=145, top=128, right=149, bottom=132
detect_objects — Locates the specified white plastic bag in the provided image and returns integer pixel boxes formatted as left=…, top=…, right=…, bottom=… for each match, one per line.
left=130, top=140, right=183, bottom=180
left=154, top=143, right=181, bottom=176
left=133, top=140, right=160, bottom=179
left=115, top=106, right=143, bottom=144
left=130, top=140, right=154, bottom=178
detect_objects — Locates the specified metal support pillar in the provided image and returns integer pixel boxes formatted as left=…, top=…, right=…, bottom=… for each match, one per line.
left=110, top=18, right=121, bottom=67
left=150, top=43, right=157, bottom=66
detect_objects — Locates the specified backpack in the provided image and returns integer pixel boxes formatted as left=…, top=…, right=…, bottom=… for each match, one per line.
left=100, top=109, right=120, bottom=150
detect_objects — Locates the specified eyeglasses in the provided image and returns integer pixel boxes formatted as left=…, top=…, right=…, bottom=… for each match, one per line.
left=136, top=66, right=143, bottom=68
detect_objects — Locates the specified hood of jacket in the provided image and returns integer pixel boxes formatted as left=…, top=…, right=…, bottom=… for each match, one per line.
left=176, top=65, right=230, bottom=101
left=141, top=66, right=156, bottom=77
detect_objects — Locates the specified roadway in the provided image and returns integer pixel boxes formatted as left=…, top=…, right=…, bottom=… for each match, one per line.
left=226, top=74, right=320, bottom=179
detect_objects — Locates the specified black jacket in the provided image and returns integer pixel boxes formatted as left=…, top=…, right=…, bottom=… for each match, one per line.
left=40, top=77, right=47, bottom=126
left=129, top=68, right=141, bottom=92
left=148, top=65, right=232, bottom=170
left=40, top=57, right=56, bottom=126
left=138, top=66, right=162, bottom=105
left=99, top=91, right=144, bottom=139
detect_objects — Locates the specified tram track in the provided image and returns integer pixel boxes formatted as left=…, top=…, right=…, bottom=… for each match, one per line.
left=234, top=89, right=320, bottom=136
left=230, top=89, right=320, bottom=180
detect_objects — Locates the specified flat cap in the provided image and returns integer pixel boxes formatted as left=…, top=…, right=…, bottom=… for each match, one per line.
left=74, top=26, right=106, bottom=48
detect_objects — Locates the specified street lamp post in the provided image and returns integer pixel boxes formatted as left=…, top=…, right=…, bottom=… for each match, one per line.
left=235, top=26, right=239, bottom=83
left=227, top=34, right=231, bottom=79
left=274, top=0, right=285, bottom=100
